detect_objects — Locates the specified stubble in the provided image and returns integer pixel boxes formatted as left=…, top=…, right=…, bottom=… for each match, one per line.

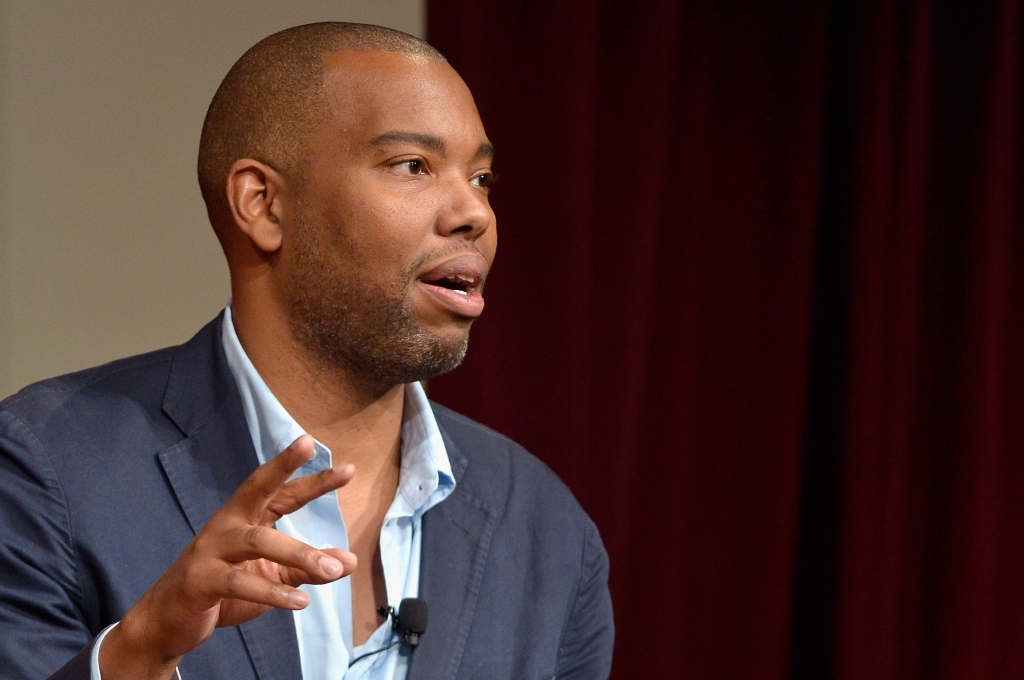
left=283, top=213, right=468, bottom=394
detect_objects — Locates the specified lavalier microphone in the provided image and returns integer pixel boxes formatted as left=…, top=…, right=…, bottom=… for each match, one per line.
left=347, top=598, right=429, bottom=667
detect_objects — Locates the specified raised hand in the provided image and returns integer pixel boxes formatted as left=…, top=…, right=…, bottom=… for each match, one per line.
left=100, top=435, right=356, bottom=680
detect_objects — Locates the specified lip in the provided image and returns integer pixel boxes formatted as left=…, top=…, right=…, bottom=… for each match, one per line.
left=416, top=251, right=489, bottom=319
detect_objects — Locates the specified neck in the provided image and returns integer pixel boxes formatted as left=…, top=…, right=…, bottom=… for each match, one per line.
left=231, top=295, right=406, bottom=476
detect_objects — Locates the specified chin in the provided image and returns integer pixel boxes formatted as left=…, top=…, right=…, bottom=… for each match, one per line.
left=426, top=320, right=473, bottom=345
left=388, top=333, right=469, bottom=386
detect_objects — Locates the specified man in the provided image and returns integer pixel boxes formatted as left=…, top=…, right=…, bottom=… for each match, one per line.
left=0, top=23, right=613, bottom=680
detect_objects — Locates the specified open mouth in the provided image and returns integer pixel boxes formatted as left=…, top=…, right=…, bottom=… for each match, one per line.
left=416, top=252, right=488, bottom=318
left=420, top=273, right=480, bottom=296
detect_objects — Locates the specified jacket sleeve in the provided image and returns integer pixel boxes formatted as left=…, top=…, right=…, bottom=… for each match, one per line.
left=554, top=516, right=615, bottom=679
left=0, top=409, right=96, bottom=680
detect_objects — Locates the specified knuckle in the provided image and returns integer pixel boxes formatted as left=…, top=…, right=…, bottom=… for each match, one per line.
left=271, top=583, right=290, bottom=602
left=244, top=525, right=265, bottom=551
left=240, top=473, right=270, bottom=501
left=294, top=545, right=314, bottom=568
left=268, top=490, right=295, bottom=514
left=223, top=568, right=247, bottom=597
left=190, top=531, right=212, bottom=554
left=181, top=558, right=205, bottom=586
left=238, top=475, right=259, bottom=497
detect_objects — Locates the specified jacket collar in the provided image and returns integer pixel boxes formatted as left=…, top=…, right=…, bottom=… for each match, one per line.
left=161, top=312, right=234, bottom=437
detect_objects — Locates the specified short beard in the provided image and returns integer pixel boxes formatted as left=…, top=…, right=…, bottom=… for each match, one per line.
left=283, top=219, right=468, bottom=396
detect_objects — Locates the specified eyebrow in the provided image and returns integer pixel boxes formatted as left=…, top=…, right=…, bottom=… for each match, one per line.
left=476, top=142, right=496, bottom=161
left=370, top=130, right=495, bottom=160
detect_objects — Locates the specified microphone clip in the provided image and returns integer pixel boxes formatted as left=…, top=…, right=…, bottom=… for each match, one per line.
left=377, top=603, right=422, bottom=647
left=349, top=599, right=428, bottom=668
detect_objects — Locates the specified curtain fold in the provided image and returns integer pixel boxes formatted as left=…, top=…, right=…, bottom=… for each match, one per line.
left=426, top=1, right=1024, bottom=677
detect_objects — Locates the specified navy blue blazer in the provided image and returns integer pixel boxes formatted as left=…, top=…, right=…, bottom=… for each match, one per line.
left=0, top=316, right=613, bottom=679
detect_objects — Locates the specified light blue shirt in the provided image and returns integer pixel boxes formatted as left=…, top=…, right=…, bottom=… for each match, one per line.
left=91, top=307, right=454, bottom=680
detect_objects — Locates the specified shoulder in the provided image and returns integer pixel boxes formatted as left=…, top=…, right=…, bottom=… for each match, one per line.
left=429, top=400, right=589, bottom=531
left=0, top=316, right=224, bottom=447
left=1, top=346, right=177, bottom=426
left=0, top=345, right=184, bottom=457
left=424, top=402, right=613, bottom=676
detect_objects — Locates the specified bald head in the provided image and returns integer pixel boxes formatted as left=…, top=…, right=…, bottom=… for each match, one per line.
left=197, top=22, right=446, bottom=234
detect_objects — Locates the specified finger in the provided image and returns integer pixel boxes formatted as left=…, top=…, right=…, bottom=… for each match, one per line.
left=215, top=565, right=310, bottom=610
left=276, top=548, right=357, bottom=587
left=223, top=525, right=353, bottom=583
left=322, top=547, right=356, bottom=571
left=227, top=435, right=316, bottom=520
left=264, top=464, right=356, bottom=521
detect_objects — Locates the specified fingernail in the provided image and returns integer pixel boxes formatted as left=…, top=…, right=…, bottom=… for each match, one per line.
left=320, top=556, right=342, bottom=576
left=289, top=590, right=309, bottom=607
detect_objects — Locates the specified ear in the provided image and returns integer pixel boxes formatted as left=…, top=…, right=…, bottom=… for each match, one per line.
left=225, top=158, right=287, bottom=253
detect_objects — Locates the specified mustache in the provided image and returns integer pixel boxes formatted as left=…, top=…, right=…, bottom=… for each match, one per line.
left=405, top=244, right=487, bottom=282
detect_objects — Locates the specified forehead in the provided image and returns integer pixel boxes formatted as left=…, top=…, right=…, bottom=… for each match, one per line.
left=320, top=50, right=486, bottom=145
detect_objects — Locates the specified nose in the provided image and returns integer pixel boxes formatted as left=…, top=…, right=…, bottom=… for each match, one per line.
left=435, top=174, right=494, bottom=241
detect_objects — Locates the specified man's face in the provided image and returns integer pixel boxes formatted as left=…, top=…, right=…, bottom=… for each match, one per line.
left=278, top=51, right=497, bottom=391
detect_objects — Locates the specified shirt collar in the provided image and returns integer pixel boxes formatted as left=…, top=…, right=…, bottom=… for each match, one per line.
left=220, top=305, right=454, bottom=517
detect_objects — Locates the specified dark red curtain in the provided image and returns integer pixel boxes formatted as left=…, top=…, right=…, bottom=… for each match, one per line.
left=426, top=2, right=1024, bottom=678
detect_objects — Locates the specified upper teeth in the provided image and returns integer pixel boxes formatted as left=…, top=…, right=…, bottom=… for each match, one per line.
left=450, top=274, right=474, bottom=283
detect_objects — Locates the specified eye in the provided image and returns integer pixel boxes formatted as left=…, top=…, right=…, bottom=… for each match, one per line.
left=471, top=171, right=497, bottom=190
left=402, top=159, right=424, bottom=175
left=387, top=158, right=428, bottom=177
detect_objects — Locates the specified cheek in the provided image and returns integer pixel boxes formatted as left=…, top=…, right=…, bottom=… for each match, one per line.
left=333, top=196, right=435, bottom=279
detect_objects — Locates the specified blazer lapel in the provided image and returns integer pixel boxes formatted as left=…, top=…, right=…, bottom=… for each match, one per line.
left=157, top=316, right=303, bottom=680
left=410, top=429, right=497, bottom=680
left=157, top=405, right=254, bottom=535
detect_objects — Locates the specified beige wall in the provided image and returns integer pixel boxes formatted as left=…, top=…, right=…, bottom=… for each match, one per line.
left=0, top=1, right=425, bottom=399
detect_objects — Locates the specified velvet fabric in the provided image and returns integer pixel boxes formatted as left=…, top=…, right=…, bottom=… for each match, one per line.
left=426, top=1, right=1024, bottom=677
